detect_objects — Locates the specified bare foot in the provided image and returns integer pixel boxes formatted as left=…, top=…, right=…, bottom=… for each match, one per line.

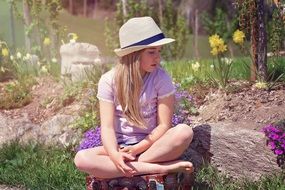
left=162, top=160, right=194, bottom=174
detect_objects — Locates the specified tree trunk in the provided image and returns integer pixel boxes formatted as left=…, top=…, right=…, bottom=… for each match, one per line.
left=158, top=0, right=163, bottom=25
left=194, top=9, right=200, bottom=59
left=121, top=0, right=127, bottom=19
left=93, top=0, right=97, bottom=18
left=9, top=1, right=16, bottom=49
left=23, top=0, right=32, bottom=52
left=83, top=0, right=87, bottom=17
left=256, top=0, right=268, bottom=81
left=250, top=0, right=258, bottom=81
left=69, top=0, right=73, bottom=14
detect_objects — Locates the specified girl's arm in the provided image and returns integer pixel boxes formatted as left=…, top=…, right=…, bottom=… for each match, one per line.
left=100, top=100, right=118, bottom=155
left=99, top=100, right=135, bottom=175
left=125, top=94, right=175, bottom=156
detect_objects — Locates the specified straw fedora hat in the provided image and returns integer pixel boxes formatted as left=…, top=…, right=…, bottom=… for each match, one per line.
left=114, top=17, right=175, bottom=57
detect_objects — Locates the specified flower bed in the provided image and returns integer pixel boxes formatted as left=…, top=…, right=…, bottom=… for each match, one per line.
left=263, top=119, right=285, bottom=169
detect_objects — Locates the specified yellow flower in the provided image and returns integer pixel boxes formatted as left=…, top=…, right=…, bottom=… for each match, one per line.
left=217, top=44, right=227, bottom=53
left=72, top=33, right=78, bottom=40
left=209, top=34, right=227, bottom=55
left=209, top=34, right=221, bottom=48
left=210, top=47, right=219, bottom=56
left=1, top=48, right=9, bottom=57
left=68, top=33, right=79, bottom=43
left=43, top=37, right=51, bottom=46
left=233, top=29, right=245, bottom=45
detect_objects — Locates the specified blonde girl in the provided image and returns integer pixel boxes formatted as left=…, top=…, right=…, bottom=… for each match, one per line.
left=74, top=16, right=194, bottom=179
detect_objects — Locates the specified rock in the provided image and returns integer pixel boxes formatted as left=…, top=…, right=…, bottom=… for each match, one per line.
left=0, top=113, right=38, bottom=146
left=184, top=122, right=281, bottom=180
left=30, top=114, right=81, bottom=148
left=60, top=42, right=102, bottom=81
left=0, top=113, right=81, bottom=148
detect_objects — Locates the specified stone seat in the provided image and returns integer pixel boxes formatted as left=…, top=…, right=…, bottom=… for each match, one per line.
left=86, top=172, right=193, bottom=190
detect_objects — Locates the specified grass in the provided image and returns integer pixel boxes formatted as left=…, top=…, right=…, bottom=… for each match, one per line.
left=163, top=56, right=285, bottom=90
left=0, top=141, right=85, bottom=190
left=194, top=165, right=285, bottom=190
left=0, top=142, right=284, bottom=190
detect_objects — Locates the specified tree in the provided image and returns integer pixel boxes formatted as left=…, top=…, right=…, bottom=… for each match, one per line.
left=237, top=0, right=268, bottom=81
left=22, top=0, right=32, bottom=52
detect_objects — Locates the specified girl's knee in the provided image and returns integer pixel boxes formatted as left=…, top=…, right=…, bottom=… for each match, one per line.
left=74, top=150, right=89, bottom=171
left=74, top=151, right=84, bottom=170
left=173, top=124, right=193, bottom=143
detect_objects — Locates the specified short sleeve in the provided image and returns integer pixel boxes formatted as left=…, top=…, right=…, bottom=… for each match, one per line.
left=155, top=68, right=175, bottom=99
left=97, top=71, right=114, bottom=103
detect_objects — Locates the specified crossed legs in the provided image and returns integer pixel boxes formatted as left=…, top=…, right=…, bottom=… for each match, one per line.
left=74, top=124, right=194, bottom=179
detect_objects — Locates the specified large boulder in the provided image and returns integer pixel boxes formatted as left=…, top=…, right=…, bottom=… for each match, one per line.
left=60, top=42, right=102, bottom=81
left=183, top=122, right=281, bottom=180
left=0, top=113, right=81, bottom=148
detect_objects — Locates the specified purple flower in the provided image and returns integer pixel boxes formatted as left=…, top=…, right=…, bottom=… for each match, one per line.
left=76, top=127, right=102, bottom=152
left=263, top=120, right=285, bottom=168
left=269, top=133, right=280, bottom=140
left=274, top=149, right=284, bottom=155
left=268, top=141, right=276, bottom=150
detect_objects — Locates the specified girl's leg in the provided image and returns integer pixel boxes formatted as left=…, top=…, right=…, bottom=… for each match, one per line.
left=74, top=145, right=193, bottom=179
left=138, top=124, right=193, bottom=162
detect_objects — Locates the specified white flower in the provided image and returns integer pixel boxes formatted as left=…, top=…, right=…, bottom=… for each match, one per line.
left=221, top=57, right=233, bottom=65
left=10, top=55, right=14, bottom=60
left=254, top=81, right=268, bottom=89
left=51, top=58, right=57, bottom=63
left=0, top=67, right=5, bottom=72
left=41, top=65, right=48, bottom=73
left=26, top=53, right=31, bottom=59
left=210, top=64, right=214, bottom=69
left=16, top=52, right=22, bottom=59
left=192, top=61, right=200, bottom=72
left=225, top=58, right=233, bottom=65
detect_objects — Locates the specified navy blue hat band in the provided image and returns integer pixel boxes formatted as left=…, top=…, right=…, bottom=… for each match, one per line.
left=122, top=33, right=165, bottom=49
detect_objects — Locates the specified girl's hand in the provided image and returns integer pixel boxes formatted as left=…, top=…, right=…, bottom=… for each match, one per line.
left=120, top=146, right=138, bottom=157
left=110, top=151, right=136, bottom=177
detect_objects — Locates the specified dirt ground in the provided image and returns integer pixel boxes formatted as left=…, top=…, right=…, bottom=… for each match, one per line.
left=0, top=76, right=65, bottom=123
left=191, top=81, right=285, bottom=130
left=1, top=76, right=285, bottom=131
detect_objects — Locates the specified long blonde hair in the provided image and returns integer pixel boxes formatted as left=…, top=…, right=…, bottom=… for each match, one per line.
left=114, top=51, right=147, bottom=129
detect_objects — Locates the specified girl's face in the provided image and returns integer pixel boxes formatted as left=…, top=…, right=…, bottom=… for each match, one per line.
left=139, top=46, right=161, bottom=77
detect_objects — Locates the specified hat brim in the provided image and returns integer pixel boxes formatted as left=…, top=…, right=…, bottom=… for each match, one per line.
left=114, top=38, right=175, bottom=57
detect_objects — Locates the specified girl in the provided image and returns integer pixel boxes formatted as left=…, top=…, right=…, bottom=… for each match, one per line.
left=74, top=16, right=194, bottom=179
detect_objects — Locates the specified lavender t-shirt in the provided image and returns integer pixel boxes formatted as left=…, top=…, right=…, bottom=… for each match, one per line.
left=97, top=67, right=175, bottom=144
